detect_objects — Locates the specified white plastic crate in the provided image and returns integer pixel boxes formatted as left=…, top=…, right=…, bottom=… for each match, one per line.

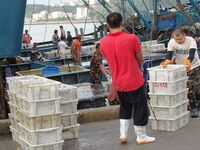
left=149, top=89, right=188, bottom=107
left=20, top=137, right=63, bottom=150
left=59, top=84, right=77, bottom=102
left=18, top=97, right=61, bottom=116
left=150, top=100, right=188, bottom=119
left=7, top=75, right=47, bottom=94
left=19, top=110, right=61, bottom=130
left=19, top=123, right=62, bottom=145
left=9, top=114, right=20, bottom=131
left=10, top=126, right=22, bottom=145
left=148, top=78, right=188, bottom=94
left=60, top=100, right=78, bottom=114
left=148, top=65, right=187, bottom=82
left=18, top=81, right=60, bottom=101
left=61, top=112, right=79, bottom=127
left=62, top=124, right=80, bottom=140
left=150, top=111, right=189, bottom=131
left=8, top=102, right=19, bottom=118
left=7, top=91, right=17, bottom=106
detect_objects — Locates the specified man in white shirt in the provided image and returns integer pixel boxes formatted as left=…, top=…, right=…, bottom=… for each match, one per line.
left=57, top=40, right=68, bottom=57
left=161, top=28, right=200, bottom=118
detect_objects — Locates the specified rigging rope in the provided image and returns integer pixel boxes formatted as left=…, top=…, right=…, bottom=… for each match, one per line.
left=42, top=0, right=50, bottom=42
left=60, top=0, right=77, bottom=29
left=81, top=0, right=106, bottom=23
left=109, top=0, right=140, bottom=34
left=83, top=0, right=90, bottom=34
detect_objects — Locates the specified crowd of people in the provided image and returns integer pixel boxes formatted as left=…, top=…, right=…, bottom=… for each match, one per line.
left=23, top=25, right=82, bottom=64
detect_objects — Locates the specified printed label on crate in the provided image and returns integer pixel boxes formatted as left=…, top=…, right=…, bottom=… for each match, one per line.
left=153, top=83, right=168, bottom=88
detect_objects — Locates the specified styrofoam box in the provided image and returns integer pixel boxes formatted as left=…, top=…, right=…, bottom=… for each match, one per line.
left=9, top=114, right=19, bottom=131
left=8, top=102, right=19, bottom=118
left=150, top=100, right=188, bottom=119
left=7, top=91, right=17, bottom=106
left=60, top=100, right=78, bottom=114
left=148, top=65, right=187, bottom=82
left=18, top=97, right=61, bottom=116
left=150, top=111, right=189, bottom=131
left=20, top=137, right=63, bottom=150
left=59, top=84, right=77, bottom=102
left=149, top=89, right=188, bottom=107
left=148, top=78, right=188, bottom=94
left=18, top=81, right=61, bottom=101
left=62, top=124, right=80, bottom=140
left=19, top=110, right=61, bottom=130
left=61, top=112, right=79, bottom=127
left=19, top=123, right=62, bottom=145
left=10, top=126, right=22, bottom=145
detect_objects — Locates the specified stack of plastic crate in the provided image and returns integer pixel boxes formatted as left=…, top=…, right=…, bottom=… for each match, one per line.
left=141, top=40, right=165, bottom=52
left=147, top=65, right=190, bottom=131
left=7, top=75, right=64, bottom=150
left=59, top=84, right=79, bottom=140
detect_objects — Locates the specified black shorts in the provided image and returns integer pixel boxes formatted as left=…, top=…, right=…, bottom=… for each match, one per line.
left=117, top=85, right=149, bottom=126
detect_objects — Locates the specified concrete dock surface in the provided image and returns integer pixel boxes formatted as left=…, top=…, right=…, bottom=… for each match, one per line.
left=0, top=118, right=200, bottom=150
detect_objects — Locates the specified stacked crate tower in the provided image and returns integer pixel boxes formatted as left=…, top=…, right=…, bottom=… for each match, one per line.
left=59, top=84, right=80, bottom=140
left=7, top=75, right=64, bottom=150
left=148, top=65, right=190, bottom=131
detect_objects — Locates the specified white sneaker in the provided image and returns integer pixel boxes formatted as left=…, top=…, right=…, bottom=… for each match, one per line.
left=136, top=134, right=156, bottom=144
left=134, top=125, right=156, bottom=144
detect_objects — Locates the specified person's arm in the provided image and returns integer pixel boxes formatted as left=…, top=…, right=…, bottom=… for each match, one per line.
left=187, top=48, right=196, bottom=62
left=160, top=40, right=174, bottom=66
left=133, top=35, right=143, bottom=67
left=99, top=64, right=107, bottom=76
left=76, top=47, right=81, bottom=61
left=187, top=39, right=197, bottom=62
left=135, top=51, right=144, bottom=68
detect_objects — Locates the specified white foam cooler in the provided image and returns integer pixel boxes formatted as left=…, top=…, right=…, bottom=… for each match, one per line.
left=150, top=100, right=188, bottom=119
left=150, top=111, right=189, bottom=131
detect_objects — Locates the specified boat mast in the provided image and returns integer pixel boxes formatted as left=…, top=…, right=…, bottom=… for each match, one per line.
left=153, top=0, right=158, bottom=31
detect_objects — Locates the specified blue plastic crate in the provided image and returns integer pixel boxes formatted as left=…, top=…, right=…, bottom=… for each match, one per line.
left=42, top=65, right=60, bottom=76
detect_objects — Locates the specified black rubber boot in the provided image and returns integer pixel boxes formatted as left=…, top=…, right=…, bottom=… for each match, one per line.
left=190, top=108, right=199, bottom=118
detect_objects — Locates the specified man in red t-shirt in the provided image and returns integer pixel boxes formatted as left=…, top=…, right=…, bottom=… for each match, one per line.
left=71, top=34, right=82, bottom=65
left=100, top=12, right=155, bottom=144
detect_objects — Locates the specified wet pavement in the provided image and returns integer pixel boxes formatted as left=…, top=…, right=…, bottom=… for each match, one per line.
left=1, top=118, right=200, bottom=150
